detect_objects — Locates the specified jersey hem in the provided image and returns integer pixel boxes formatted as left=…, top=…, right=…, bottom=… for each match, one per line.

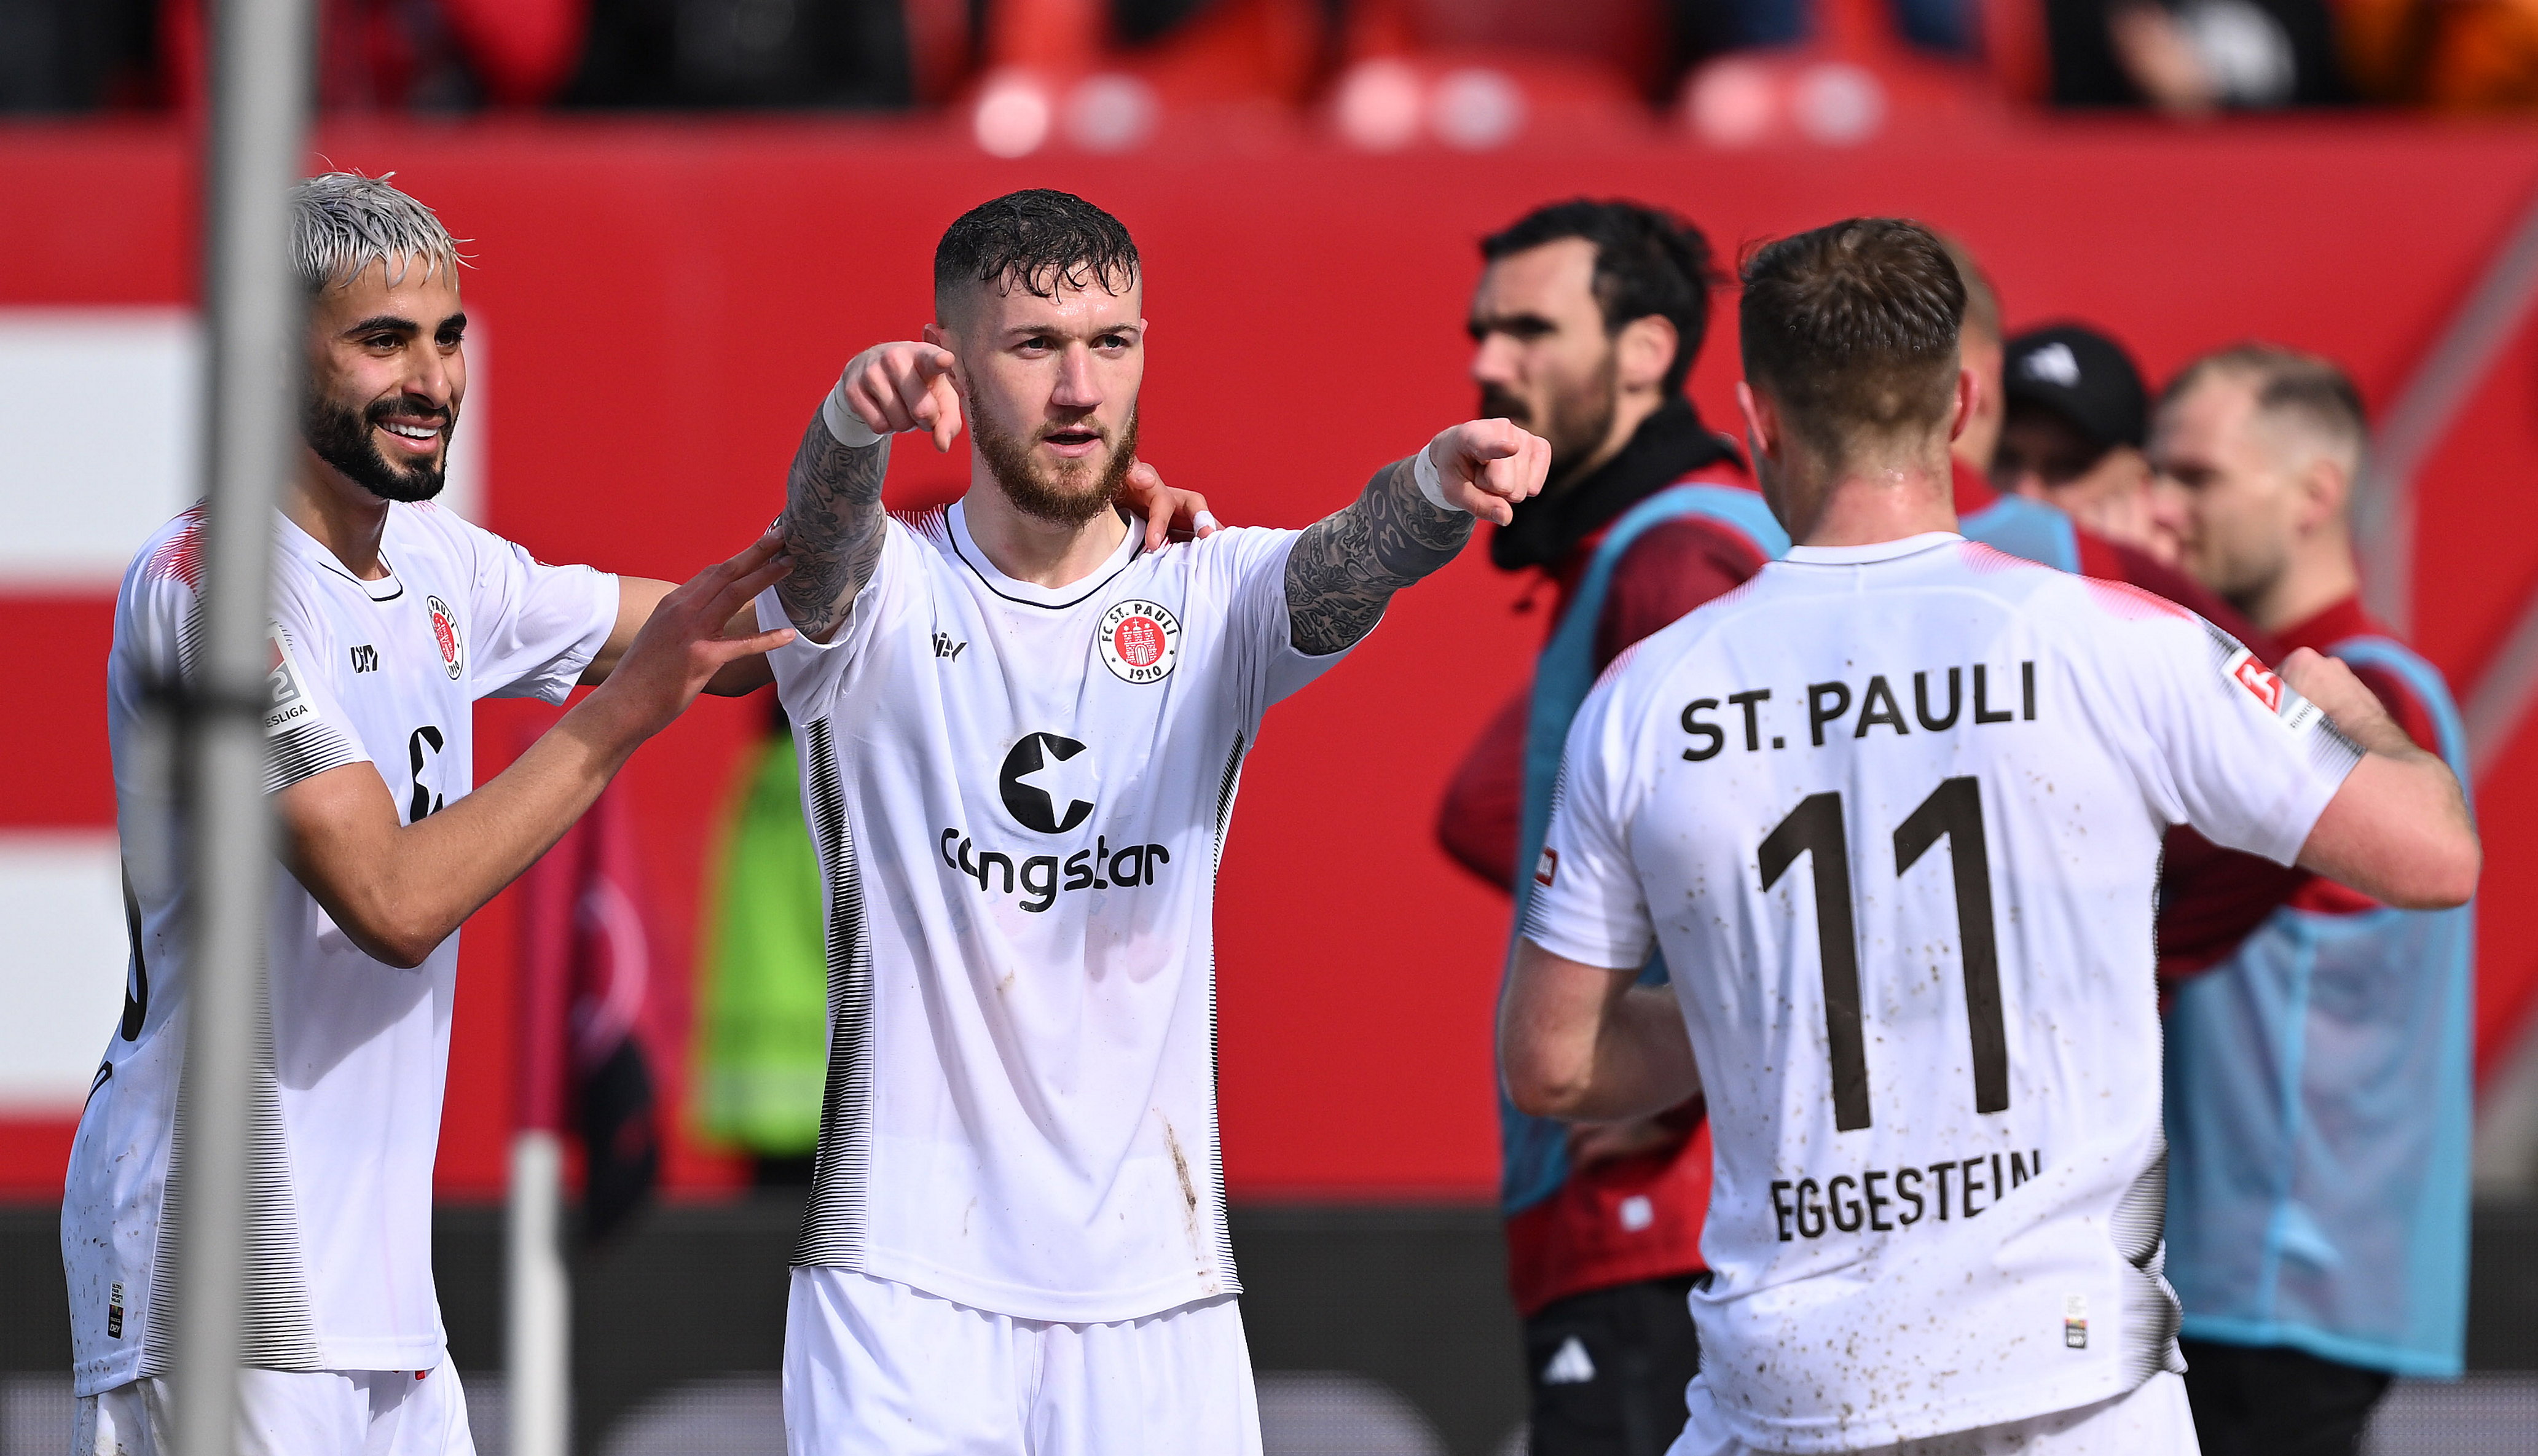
left=1700, top=1365, right=2140, bottom=1453
left=795, top=1247, right=1241, bottom=1325
left=2178, top=1315, right=2463, bottom=1379
left=313, top=1337, right=449, bottom=1371
left=1517, top=922, right=1652, bottom=975
left=72, top=1351, right=142, bottom=1399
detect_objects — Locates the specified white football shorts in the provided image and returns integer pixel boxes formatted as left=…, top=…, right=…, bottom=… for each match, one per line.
left=1668, top=1370, right=2199, bottom=1456
left=782, top=1267, right=1263, bottom=1455
left=73, top=1365, right=475, bottom=1456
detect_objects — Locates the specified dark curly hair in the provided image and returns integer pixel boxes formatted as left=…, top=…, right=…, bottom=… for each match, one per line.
left=1739, top=217, right=1965, bottom=466
left=935, top=189, right=1139, bottom=318
left=1481, top=199, right=1720, bottom=397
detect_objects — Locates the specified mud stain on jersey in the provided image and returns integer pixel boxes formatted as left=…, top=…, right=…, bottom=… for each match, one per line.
left=1157, top=1113, right=1200, bottom=1254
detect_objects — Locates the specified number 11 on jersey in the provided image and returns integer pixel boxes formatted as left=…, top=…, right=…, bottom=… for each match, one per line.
left=1758, top=777, right=2010, bottom=1132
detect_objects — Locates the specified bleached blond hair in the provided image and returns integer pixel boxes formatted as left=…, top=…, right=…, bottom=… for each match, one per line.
left=291, top=171, right=466, bottom=295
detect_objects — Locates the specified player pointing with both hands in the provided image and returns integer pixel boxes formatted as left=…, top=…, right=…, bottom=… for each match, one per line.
left=755, top=189, right=1542, bottom=1455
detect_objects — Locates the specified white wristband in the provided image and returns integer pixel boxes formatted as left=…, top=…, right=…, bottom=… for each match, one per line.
left=1412, top=444, right=1456, bottom=514
left=822, top=375, right=883, bottom=448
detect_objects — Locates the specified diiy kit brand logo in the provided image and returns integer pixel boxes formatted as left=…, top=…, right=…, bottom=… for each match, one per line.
left=939, top=732, right=1169, bottom=913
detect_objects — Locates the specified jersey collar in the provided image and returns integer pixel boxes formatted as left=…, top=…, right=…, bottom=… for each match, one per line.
left=275, top=509, right=406, bottom=602
left=947, top=499, right=1142, bottom=610
left=1782, top=531, right=1964, bottom=566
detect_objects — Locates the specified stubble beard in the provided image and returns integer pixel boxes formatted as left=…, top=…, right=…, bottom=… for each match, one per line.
left=302, top=389, right=452, bottom=504
left=970, top=393, right=1141, bottom=530
left=1480, top=351, right=1617, bottom=491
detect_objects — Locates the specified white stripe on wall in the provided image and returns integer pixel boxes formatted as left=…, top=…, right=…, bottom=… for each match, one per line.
left=0, top=308, right=486, bottom=590
left=0, top=830, right=127, bottom=1114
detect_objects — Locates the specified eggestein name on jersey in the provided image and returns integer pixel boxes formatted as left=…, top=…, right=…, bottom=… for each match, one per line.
left=1680, top=661, right=2037, bottom=758
left=936, top=730, right=1169, bottom=914
left=1770, top=1147, right=2045, bottom=1242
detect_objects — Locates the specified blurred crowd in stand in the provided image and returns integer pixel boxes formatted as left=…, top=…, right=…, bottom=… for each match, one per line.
left=6, top=0, right=2538, bottom=134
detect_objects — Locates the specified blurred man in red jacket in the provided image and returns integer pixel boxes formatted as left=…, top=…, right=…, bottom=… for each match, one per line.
left=1437, top=199, right=1783, bottom=1456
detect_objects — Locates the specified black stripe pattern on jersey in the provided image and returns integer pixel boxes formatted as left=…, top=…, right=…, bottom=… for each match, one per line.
left=139, top=999, right=324, bottom=1375
left=265, top=722, right=365, bottom=796
left=2113, top=1140, right=2187, bottom=1385
left=790, top=716, right=879, bottom=1269
left=1201, top=734, right=1248, bottom=1290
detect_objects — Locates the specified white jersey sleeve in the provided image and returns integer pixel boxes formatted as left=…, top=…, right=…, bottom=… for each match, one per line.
left=754, top=514, right=926, bottom=714
left=2091, top=588, right=2362, bottom=863
left=264, top=583, right=371, bottom=794
left=1213, top=524, right=1353, bottom=721
left=118, top=526, right=375, bottom=797
left=435, top=506, right=619, bottom=703
left=1522, top=663, right=1658, bottom=972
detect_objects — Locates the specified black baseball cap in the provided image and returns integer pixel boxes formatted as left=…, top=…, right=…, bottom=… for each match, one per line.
left=2002, top=324, right=2148, bottom=453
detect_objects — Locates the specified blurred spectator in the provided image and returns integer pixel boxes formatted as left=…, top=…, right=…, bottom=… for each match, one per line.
left=567, top=0, right=913, bottom=109
left=2340, top=0, right=2538, bottom=108
left=2151, top=344, right=2473, bottom=1444
left=2045, top=0, right=2354, bottom=110
left=1995, top=323, right=2177, bottom=563
left=694, top=708, right=828, bottom=1186
left=0, top=0, right=157, bottom=111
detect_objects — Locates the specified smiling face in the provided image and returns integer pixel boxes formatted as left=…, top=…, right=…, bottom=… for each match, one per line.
left=934, top=272, right=1144, bottom=528
left=301, top=257, right=466, bottom=503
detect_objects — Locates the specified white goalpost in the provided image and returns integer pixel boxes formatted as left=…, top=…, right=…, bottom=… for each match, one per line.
left=171, top=1, right=312, bottom=1454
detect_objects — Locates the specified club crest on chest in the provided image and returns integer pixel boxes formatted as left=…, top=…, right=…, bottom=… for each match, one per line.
left=1097, top=599, right=1180, bottom=685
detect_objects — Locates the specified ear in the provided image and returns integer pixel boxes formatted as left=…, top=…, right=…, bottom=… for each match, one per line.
left=1737, top=381, right=1779, bottom=463
left=1946, top=366, right=1981, bottom=445
left=1615, top=315, right=1678, bottom=393
left=2298, top=451, right=2352, bottom=534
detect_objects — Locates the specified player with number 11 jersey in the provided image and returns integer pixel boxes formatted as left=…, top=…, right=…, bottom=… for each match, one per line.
left=1503, top=219, right=2479, bottom=1456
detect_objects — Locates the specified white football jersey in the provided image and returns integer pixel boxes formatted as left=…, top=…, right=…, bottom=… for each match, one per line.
left=63, top=501, right=616, bottom=1394
left=1523, top=534, right=2361, bottom=1451
left=755, top=502, right=1348, bottom=1323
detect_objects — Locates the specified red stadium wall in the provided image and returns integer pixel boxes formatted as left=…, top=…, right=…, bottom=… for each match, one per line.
left=6, top=117, right=2538, bottom=1202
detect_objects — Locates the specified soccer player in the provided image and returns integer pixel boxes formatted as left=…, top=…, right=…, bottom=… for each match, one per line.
left=1434, top=198, right=1777, bottom=1454
left=754, top=189, right=1546, bottom=1452
left=59, top=173, right=801, bottom=1455
left=1501, top=218, right=2478, bottom=1455
left=2150, top=345, right=2473, bottom=1454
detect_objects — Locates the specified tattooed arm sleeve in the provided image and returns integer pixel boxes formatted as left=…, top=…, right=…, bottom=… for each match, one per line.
left=774, top=414, right=891, bottom=644
left=1283, top=457, right=1474, bottom=656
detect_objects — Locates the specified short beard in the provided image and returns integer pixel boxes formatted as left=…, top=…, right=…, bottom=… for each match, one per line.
left=970, top=396, right=1140, bottom=529
left=1480, top=351, right=1617, bottom=489
left=302, top=391, right=451, bottom=504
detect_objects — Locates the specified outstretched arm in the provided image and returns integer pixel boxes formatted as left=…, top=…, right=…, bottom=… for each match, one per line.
left=1284, top=418, right=1549, bottom=656
left=776, top=341, right=965, bottom=643
left=278, top=533, right=795, bottom=968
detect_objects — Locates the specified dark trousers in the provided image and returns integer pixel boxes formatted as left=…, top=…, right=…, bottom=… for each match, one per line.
left=2181, top=1339, right=2393, bottom=1456
left=1522, top=1276, right=1702, bottom=1456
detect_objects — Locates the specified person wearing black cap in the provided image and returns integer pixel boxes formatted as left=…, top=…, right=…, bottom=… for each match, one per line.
left=1996, top=323, right=2175, bottom=562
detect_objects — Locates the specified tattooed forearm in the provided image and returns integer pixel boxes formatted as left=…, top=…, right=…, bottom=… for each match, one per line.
left=775, top=415, right=891, bottom=643
left=1284, top=458, right=1475, bottom=656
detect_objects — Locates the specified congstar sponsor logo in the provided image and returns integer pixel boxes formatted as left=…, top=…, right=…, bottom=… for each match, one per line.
left=938, top=731, right=1170, bottom=912
left=937, top=830, right=1169, bottom=913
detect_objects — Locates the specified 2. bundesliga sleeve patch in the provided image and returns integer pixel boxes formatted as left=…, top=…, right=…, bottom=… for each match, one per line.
left=2221, top=646, right=2324, bottom=734
left=1097, top=599, right=1181, bottom=684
